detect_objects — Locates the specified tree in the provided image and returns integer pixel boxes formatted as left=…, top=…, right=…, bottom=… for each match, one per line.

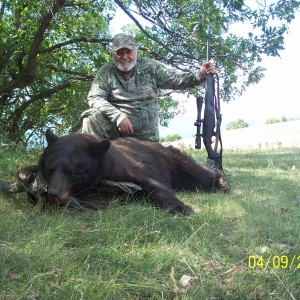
left=226, top=119, right=249, bottom=130
left=118, top=0, right=299, bottom=99
left=0, top=0, right=112, bottom=145
left=1, top=0, right=299, bottom=145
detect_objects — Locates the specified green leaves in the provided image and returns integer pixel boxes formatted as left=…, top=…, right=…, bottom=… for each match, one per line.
left=1, top=0, right=299, bottom=145
left=0, top=0, right=111, bottom=145
left=225, top=119, right=249, bottom=130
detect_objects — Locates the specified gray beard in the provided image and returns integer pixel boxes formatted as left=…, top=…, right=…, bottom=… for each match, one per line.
left=114, top=59, right=137, bottom=72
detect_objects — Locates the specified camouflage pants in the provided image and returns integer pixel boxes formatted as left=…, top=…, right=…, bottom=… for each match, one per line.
left=81, top=109, right=121, bottom=139
left=81, top=109, right=159, bottom=142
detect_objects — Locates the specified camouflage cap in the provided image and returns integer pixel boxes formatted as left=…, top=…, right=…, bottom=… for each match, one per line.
left=112, top=33, right=136, bottom=52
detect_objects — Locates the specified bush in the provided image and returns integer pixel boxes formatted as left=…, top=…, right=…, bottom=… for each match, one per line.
left=160, top=134, right=182, bottom=142
left=226, top=119, right=249, bottom=130
left=265, top=118, right=281, bottom=125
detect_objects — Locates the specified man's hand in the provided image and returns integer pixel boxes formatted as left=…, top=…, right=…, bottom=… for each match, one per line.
left=118, top=117, right=134, bottom=136
left=200, top=61, right=217, bottom=79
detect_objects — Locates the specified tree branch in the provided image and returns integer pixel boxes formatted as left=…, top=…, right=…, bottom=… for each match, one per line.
left=38, top=37, right=111, bottom=54
left=0, top=0, right=66, bottom=96
left=38, top=62, right=94, bottom=80
left=113, top=0, right=197, bottom=61
left=7, top=81, right=71, bottom=138
left=26, top=0, right=66, bottom=69
left=0, top=0, right=6, bottom=21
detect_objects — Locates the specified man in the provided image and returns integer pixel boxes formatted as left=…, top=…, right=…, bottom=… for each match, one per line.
left=81, top=33, right=216, bottom=142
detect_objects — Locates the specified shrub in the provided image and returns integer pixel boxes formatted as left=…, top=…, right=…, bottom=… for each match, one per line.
left=160, top=134, right=182, bottom=142
left=226, top=119, right=249, bottom=130
left=265, top=118, right=281, bottom=124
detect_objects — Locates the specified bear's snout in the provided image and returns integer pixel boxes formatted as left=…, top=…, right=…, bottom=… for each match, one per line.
left=48, top=188, right=58, bottom=204
left=47, top=188, right=68, bottom=205
left=46, top=170, right=72, bottom=205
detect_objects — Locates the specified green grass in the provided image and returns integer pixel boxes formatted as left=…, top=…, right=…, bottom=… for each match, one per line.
left=0, top=146, right=300, bottom=299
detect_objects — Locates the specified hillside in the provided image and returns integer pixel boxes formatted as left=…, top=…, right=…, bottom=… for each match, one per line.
left=169, top=120, right=300, bottom=150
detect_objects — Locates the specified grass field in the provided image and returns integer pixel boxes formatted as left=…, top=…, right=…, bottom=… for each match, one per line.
left=0, top=145, right=299, bottom=299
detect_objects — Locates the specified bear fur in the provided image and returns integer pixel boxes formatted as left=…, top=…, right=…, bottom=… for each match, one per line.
left=36, top=129, right=229, bottom=215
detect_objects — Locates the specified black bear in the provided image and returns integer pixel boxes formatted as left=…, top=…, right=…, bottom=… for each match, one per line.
left=34, top=129, right=229, bottom=214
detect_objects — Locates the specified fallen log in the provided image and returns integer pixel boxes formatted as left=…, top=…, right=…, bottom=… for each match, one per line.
left=0, top=166, right=142, bottom=211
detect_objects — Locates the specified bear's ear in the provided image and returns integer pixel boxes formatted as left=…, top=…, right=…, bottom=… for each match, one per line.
left=45, top=129, right=59, bottom=145
left=89, top=140, right=111, bottom=157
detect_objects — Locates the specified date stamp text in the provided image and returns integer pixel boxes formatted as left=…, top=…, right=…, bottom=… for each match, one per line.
left=248, top=255, right=300, bottom=269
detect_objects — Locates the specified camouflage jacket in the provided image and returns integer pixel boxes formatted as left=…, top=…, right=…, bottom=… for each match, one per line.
left=87, top=57, right=205, bottom=138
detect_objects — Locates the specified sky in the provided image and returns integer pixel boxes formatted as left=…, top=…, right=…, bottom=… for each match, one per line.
left=110, top=8, right=300, bottom=138
left=220, top=11, right=300, bottom=125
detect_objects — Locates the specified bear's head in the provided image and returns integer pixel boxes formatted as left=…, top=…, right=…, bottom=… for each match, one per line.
left=39, top=129, right=110, bottom=205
